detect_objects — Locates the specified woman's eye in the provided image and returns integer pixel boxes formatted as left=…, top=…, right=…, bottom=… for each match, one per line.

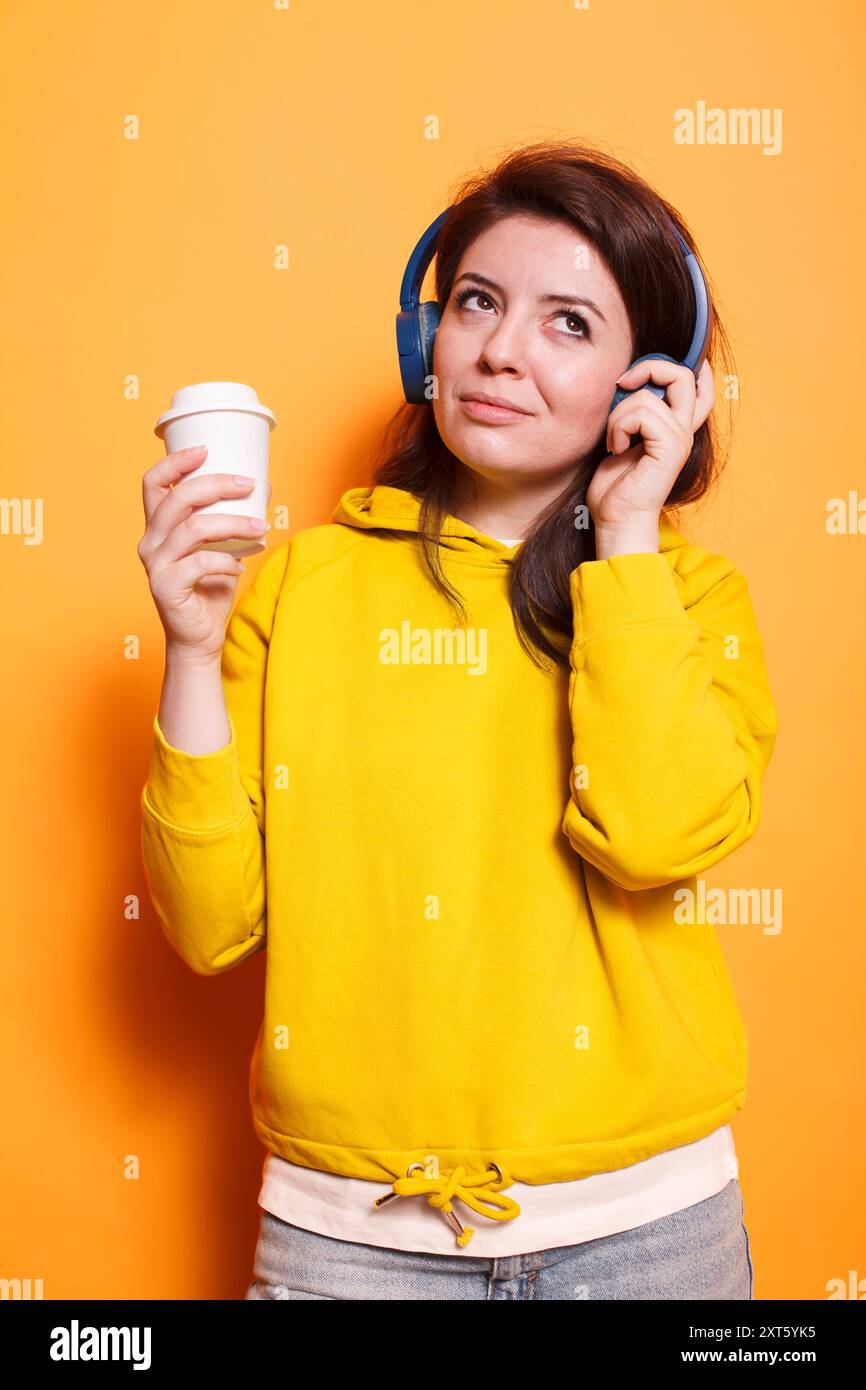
left=455, top=288, right=494, bottom=312
left=554, top=311, right=591, bottom=340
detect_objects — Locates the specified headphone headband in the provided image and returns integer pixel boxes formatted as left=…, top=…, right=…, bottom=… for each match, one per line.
left=398, top=206, right=452, bottom=312
left=669, top=228, right=711, bottom=377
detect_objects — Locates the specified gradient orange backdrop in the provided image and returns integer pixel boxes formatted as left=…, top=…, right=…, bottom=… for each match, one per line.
left=1, top=0, right=864, bottom=1300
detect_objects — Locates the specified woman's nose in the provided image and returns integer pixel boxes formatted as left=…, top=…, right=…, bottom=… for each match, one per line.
left=478, top=322, right=528, bottom=374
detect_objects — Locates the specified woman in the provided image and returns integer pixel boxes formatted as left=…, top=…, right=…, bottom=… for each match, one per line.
left=138, top=140, right=776, bottom=1300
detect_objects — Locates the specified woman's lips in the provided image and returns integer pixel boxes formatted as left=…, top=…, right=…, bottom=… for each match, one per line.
left=460, top=398, right=530, bottom=424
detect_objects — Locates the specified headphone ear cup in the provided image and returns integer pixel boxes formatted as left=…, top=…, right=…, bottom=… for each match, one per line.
left=417, top=300, right=441, bottom=395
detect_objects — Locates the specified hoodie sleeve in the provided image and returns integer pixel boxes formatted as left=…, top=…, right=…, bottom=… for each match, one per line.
left=139, top=541, right=291, bottom=975
left=561, top=545, right=778, bottom=891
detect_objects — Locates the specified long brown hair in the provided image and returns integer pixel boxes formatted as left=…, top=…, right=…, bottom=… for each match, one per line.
left=371, top=138, right=736, bottom=671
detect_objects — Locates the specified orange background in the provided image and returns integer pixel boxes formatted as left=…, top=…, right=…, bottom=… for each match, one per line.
left=1, top=0, right=863, bottom=1299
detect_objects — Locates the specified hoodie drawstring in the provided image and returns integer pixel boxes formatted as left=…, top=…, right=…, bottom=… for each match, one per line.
left=373, top=1160, right=520, bottom=1248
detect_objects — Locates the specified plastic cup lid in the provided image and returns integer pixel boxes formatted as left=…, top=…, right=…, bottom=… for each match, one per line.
left=154, top=381, right=277, bottom=437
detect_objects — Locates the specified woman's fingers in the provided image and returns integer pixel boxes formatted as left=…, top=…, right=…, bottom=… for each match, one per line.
left=143, top=470, right=259, bottom=553
left=142, top=445, right=211, bottom=526
left=148, top=509, right=268, bottom=572
left=150, top=548, right=245, bottom=607
left=611, top=359, right=698, bottom=438
left=607, top=357, right=715, bottom=454
left=607, top=390, right=671, bottom=454
left=140, top=446, right=272, bottom=587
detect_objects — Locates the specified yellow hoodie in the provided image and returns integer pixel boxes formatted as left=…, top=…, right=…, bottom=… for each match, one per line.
left=140, top=484, right=778, bottom=1246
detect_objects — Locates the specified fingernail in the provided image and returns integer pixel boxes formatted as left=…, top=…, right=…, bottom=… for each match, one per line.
left=249, top=518, right=270, bottom=532
left=233, top=475, right=255, bottom=487
left=185, top=444, right=207, bottom=454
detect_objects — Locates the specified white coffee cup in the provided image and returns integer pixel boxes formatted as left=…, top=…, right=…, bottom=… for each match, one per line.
left=154, top=381, right=277, bottom=557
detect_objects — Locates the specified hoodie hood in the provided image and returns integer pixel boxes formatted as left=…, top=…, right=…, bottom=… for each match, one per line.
left=332, top=484, right=687, bottom=563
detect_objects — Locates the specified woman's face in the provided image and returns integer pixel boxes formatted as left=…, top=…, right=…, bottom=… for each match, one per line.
left=432, top=212, right=635, bottom=485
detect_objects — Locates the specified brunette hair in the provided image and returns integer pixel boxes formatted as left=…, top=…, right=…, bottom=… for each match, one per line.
left=370, top=138, right=736, bottom=670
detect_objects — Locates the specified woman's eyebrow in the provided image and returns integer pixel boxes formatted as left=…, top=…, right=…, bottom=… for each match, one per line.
left=454, top=271, right=608, bottom=324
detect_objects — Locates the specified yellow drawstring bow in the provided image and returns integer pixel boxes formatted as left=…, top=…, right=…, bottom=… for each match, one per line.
left=373, top=1161, right=521, bottom=1248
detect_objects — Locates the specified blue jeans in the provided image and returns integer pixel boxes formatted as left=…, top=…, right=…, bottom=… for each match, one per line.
left=244, top=1176, right=754, bottom=1300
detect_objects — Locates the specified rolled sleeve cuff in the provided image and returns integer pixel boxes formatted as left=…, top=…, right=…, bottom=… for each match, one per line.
left=142, top=714, right=247, bottom=832
left=570, top=552, right=689, bottom=647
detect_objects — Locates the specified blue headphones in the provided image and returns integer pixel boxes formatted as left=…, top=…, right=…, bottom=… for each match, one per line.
left=396, top=205, right=712, bottom=418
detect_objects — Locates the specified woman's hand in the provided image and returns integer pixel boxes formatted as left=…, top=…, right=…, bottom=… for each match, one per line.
left=138, top=444, right=271, bottom=664
left=586, top=359, right=714, bottom=553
